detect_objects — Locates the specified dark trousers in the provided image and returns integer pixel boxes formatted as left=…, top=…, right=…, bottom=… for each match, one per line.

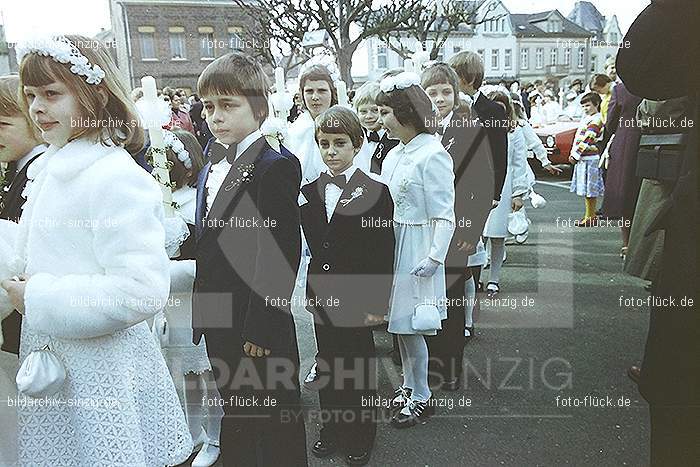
left=208, top=334, right=307, bottom=467
left=649, top=405, right=700, bottom=466
left=315, top=324, right=377, bottom=453
left=428, top=268, right=470, bottom=387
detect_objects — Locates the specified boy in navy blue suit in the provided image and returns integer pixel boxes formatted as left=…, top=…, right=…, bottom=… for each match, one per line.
left=300, top=106, right=394, bottom=465
left=191, top=52, right=306, bottom=467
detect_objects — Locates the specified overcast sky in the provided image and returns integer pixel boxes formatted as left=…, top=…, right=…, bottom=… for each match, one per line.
left=1, top=0, right=649, bottom=43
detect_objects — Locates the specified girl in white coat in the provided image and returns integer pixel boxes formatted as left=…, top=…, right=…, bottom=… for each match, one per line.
left=481, top=91, right=529, bottom=297
left=378, top=72, right=455, bottom=428
left=0, top=35, right=192, bottom=466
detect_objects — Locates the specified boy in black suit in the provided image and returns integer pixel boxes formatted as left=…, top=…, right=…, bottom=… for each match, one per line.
left=300, top=106, right=394, bottom=466
left=191, top=52, right=307, bottom=467
left=0, top=75, right=46, bottom=355
left=353, top=82, right=399, bottom=175
left=449, top=51, right=508, bottom=204
left=421, top=63, right=494, bottom=391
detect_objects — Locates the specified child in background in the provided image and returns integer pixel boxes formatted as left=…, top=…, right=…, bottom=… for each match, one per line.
left=569, top=92, right=605, bottom=226
left=353, top=82, right=399, bottom=176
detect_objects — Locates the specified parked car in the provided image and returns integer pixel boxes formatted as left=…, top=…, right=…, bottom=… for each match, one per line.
left=534, top=121, right=579, bottom=164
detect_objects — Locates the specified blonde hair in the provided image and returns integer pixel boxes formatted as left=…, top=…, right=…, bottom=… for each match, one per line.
left=0, top=74, right=41, bottom=140
left=448, top=51, right=484, bottom=90
left=353, top=82, right=380, bottom=110
left=18, top=35, right=144, bottom=154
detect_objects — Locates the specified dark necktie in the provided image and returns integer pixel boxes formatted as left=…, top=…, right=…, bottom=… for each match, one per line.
left=367, top=130, right=381, bottom=143
left=319, top=172, right=347, bottom=189
left=208, top=141, right=238, bottom=165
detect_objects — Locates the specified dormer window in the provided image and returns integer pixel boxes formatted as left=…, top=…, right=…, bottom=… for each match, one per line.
left=547, top=19, right=562, bottom=33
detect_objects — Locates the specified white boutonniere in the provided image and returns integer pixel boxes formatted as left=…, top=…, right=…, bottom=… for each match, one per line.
left=444, top=137, right=456, bottom=151
left=224, top=163, right=255, bottom=192
left=340, top=185, right=366, bottom=207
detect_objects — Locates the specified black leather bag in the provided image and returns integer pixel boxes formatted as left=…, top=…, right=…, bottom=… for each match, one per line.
left=636, top=133, right=686, bottom=181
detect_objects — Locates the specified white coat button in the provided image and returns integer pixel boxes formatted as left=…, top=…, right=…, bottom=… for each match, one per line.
left=322, top=263, right=330, bottom=271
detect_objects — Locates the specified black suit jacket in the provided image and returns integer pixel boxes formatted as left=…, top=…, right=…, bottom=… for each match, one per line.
left=1, top=154, right=41, bottom=354
left=192, top=137, right=301, bottom=355
left=300, top=169, right=394, bottom=328
left=369, top=132, right=400, bottom=175
left=472, top=93, right=508, bottom=201
left=441, top=113, right=494, bottom=267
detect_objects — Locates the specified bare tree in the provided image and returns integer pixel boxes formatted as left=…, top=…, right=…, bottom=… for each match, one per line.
left=233, top=0, right=425, bottom=88
left=376, top=0, right=505, bottom=61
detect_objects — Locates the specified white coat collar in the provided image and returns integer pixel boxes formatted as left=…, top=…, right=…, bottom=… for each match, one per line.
left=401, top=132, right=436, bottom=154
left=28, top=138, right=119, bottom=182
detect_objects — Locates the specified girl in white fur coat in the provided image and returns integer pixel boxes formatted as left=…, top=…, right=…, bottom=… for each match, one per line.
left=0, top=35, right=191, bottom=466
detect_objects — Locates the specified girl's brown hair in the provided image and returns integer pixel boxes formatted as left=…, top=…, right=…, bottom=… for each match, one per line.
left=376, top=85, right=439, bottom=135
left=167, top=128, right=205, bottom=189
left=0, top=75, right=42, bottom=141
left=18, top=35, right=144, bottom=154
left=486, top=90, right=519, bottom=132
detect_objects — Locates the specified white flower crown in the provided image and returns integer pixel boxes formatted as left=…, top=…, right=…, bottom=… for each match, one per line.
left=15, top=35, right=106, bottom=85
left=163, top=130, right=192, bottom=170
left=379, top=72, right=421, bottom=93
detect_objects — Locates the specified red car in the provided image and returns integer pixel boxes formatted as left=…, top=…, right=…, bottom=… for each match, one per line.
left=534, top=121, right=579, bottom=164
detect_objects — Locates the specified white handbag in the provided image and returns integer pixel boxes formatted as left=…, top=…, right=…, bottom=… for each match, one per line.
left=16, top=344, right=66, bottom=398
left=411, top=277, right=442, bottom=332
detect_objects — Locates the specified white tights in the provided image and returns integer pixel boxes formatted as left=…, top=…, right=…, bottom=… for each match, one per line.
left=397, top=334, right=431, bottom=401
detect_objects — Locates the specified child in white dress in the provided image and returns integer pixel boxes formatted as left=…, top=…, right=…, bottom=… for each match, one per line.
left=378, top=72, right=455, bottom=428
left=0, top=35, right=192, bottom=466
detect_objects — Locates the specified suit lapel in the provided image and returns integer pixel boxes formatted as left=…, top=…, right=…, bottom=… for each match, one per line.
left=202, top=137, right=267, bottom=238
left=194, top=161, right=211, bottom=240
left=324, top=170, right=367, bottom=239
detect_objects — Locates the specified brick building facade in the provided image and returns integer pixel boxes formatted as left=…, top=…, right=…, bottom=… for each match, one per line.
left=109, top=0, right=257, bottom=92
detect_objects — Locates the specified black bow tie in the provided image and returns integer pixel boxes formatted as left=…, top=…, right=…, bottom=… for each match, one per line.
left=208, top=141, right=238, bottom=165
left=320, top=172, right=347, bottom=189
left=367, top=131, right=381, bottom=143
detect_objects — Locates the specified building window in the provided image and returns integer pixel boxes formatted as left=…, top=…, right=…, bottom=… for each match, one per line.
left=520, top=48, right=529, bottom=69
left=138, top=26, right=156, bottom=60
left=501, top=18, right=506, bottom=31
left=550, top=48, right=557, bottom=66
left=199, top=26, right=214, bottom=59
left=169, top=26, right=186, bottom=59
left=564, top=48, right=571, bottom=66
left=491, top=49, right=499, bottom=69
left=477, top=49, right=485, bottom=63
left=578, top=47, right=585, bottom=68
left=590, top=55, right=597, bottom=72
left=609, top=32, right=618, bottom=44
left=228, top=26, right=243, bottom=50
left=504, top=49, right=512, bottom=69
left=536, top=47, right=544, bottom=69
left=453, top=45, right=462, bottom=54
left=377, top=43, right=387, bottom=69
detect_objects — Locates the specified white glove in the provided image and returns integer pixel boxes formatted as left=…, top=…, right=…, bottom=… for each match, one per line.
left=410, top=257, right=440, bottom=278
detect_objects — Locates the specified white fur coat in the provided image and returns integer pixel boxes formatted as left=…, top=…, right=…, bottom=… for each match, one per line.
left=14, top=138, right=192, bottom=466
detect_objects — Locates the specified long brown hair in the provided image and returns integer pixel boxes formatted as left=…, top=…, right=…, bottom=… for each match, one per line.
left=18, top=35, right=144, bottom=154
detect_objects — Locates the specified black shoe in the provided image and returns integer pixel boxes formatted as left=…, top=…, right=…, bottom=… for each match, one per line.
left=345, top=450, right=372, bottom=466
left=441, top=378, right=460, bottom=391
left=311, top=439, right=337, bottom=458
left=303, top=362, right=321, bottom=390
left=486, top=282, right=499, bottom=298
left=391, top=398, right=434, bottom=429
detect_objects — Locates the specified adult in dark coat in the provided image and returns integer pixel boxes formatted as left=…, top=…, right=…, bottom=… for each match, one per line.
left=192, top=136, right=307, bottom=467
left=472, top=92, right=508, bottom=202
left=616, top=0, right=699, bottom=464
left=599, top=82, right=643, bottom=251
left=428, top=108, right=494, bottom=390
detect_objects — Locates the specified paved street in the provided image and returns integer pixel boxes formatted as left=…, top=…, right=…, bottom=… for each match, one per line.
left=295, top=168, right=651, bottom=467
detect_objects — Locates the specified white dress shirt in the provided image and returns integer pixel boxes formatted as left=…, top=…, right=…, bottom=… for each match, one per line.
left=205, top=129, right=262, bottom=215
left=324, top=164, right=357, bottom=222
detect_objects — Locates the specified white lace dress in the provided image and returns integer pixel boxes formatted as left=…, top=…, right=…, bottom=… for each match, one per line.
left=15, top=139, right=192, bottom=466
